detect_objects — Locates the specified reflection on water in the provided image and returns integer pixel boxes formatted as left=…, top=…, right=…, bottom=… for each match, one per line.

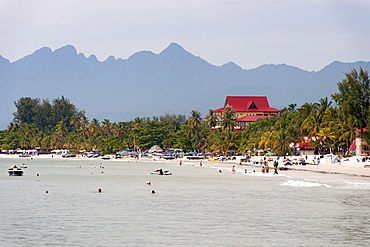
left=0, top=158, right=370, bottom=246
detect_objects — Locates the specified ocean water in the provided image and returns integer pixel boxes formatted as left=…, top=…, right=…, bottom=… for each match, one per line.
left=1, top=157, right=370, bottom=246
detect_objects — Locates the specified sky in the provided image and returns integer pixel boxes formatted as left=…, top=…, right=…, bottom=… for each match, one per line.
left=1, top=0, right=370, bottom=71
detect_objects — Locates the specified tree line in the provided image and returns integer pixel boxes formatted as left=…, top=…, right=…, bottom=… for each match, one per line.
left=1, top=68, right=369, bottom=156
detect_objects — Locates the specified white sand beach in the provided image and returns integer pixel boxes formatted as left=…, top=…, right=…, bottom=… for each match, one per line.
left=2, top=153, right=370, bottom=177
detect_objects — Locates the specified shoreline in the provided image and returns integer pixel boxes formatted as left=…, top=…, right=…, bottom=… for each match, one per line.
left=2, top=154, right=370, bottom=177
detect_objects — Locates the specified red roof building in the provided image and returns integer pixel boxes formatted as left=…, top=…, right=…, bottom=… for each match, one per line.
left=213, top=96, right=280, bottom=130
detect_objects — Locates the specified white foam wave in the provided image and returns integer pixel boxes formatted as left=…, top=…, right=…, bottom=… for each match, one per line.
left=342, top=181, right=370, bottom=190
left=281, top=180, right=331, bottom=188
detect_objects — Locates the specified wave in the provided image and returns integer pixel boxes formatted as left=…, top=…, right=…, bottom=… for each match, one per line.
left=341, top=181, right=370, bottom=190
left=281, top=180, right=331, bottom=188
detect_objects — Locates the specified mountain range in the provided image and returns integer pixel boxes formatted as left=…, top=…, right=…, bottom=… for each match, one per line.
left=1, top=42, right=370, bottom=130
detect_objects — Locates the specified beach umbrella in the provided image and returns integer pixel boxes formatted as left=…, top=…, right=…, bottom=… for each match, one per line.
left=205, top=152, right=213, bottom=155
left=187, top=151, right=197, bottom=155
left=265, top=152, right=275, bottom=156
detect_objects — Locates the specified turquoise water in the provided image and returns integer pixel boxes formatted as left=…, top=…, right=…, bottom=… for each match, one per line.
left=1, top=157, right=370, bottom=246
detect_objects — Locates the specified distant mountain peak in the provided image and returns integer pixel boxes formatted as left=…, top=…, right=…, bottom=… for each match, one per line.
left=87, top=54, right=98, bottom=61
left=221, top=61, right=243, bottom=69
left=54, top=45, right=77, bottom=56
left=160, top=42, right=187, bottom=55
left=104, top=55, right=116, bottom=62
left=168, top=42, right=185, bottom=49
left=32, top=47, right=52, bottom=56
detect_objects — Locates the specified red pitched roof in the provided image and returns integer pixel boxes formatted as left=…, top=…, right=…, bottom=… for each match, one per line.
left=214, top=96, right=279, bottom=112
left=236, top=115, right=273, bottom=122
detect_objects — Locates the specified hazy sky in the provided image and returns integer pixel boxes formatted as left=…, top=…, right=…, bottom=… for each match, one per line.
left=1, top=0, right=369, bottom=71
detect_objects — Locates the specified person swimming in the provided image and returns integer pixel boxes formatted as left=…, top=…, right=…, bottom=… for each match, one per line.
left=147, top=182, right=151, bottom=186
left=151, top=190, right=156, bottom=194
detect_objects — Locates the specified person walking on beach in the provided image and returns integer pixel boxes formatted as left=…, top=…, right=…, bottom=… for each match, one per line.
left=262, top=161, right=267, bottom=173
left=273, top=160, right=279, bottom=175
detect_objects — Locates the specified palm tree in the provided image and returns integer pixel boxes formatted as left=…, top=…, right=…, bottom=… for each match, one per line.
left=204, top=109, right=218, bottom=129
left=317, top=127, right=336, bottom=154
left=69, top=115, right=80, bottom=131
left=101, top=119, right=113, bottom=137
left=209, top=130, right=241, bottom=156
left=6, top=122, right=19, bottom=132
left=185, top=110, right=202, bottom=137
left=51, top=121, right=68, bottom=149
left=18, top=123, right=37, bottom=148
left=221, top=105, right=236, bottom=131
left=188, top=110, right=202, bottom=128
left=258, top=131, right=275, bottom=150
left=133, top=117, right=145, bottom=128
left=301, top=98, right=331, bottom=138
left=272, top=129, right=294, bottom=156
left=88, top=119, right=100, bottom=136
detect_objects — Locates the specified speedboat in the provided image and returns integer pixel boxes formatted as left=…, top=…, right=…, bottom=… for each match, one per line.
left=8, top=165, right=24, bottom=176
left=151, top=169, right=172, bottom=175
left=21, top=164, right=27, bottom=168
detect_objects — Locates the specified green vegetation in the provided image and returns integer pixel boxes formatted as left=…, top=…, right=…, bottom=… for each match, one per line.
left=1, top=68, right=369, bottom=155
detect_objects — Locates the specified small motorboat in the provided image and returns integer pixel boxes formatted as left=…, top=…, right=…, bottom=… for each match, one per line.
left=8, top=165, right=24, bottom=176
left=151, top=169, right=172, bottom=175
left=21, top=164, right=27, bottom=168
left=163, top=156, right=175, bottom=160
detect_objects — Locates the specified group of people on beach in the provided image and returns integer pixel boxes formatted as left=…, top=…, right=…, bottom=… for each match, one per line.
left=261, top=160, right=279, bottom=175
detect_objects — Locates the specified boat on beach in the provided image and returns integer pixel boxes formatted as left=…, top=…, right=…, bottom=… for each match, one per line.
left=8, top=165, right=24, bottom=176
left=186, top=156, right=204, bottom=160
left=151, top=169, right=172, bottom=175
left=163, top=156, right=175, bottom=160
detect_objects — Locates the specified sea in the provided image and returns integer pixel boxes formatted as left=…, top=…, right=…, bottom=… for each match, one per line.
left=1, top=157, right=370, bottom=247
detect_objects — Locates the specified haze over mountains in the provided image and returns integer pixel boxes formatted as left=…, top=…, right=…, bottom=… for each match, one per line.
left=1, top=42, right=370, bottom=130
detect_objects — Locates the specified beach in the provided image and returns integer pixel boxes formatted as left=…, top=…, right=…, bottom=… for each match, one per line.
left=2, top=153, right=370, bottom=177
